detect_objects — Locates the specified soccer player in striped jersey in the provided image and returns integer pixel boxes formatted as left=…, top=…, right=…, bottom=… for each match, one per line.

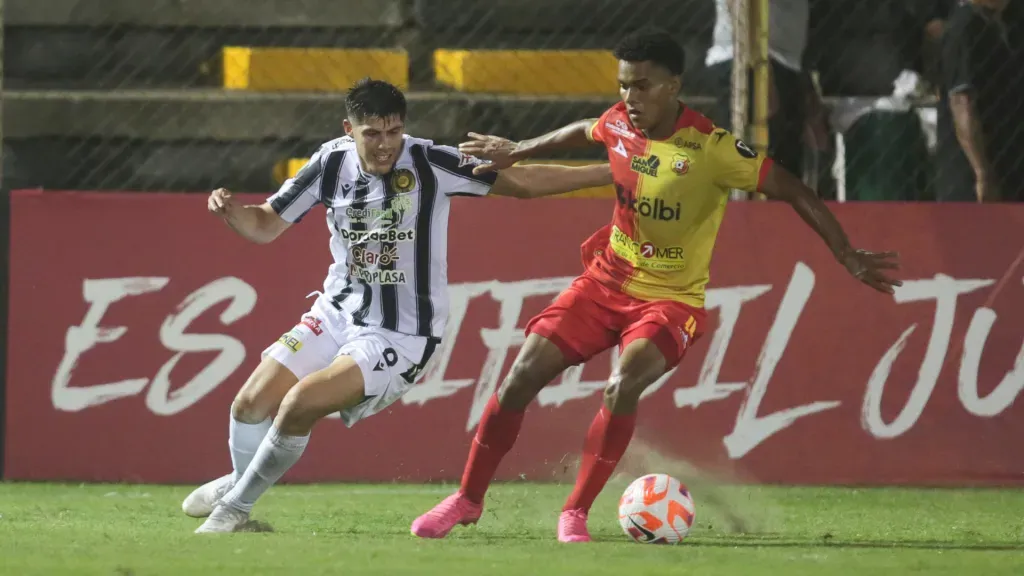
left=185, top=79, right=613, bottom=533
left=412, top=29, right=902, bottom=542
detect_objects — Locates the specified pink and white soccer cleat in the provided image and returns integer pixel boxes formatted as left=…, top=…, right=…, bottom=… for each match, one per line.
left=558, top=509, right=592, bottom=543
left=410, top=491, right=483, bottom=539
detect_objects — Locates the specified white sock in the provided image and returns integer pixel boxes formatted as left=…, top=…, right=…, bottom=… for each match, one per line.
left=220, top=424, right=309, bottom=513
left=229, top=416, right=272, bottom=483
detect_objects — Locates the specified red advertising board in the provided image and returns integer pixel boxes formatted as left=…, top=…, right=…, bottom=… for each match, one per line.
left=6, top=190, right=1024, bottom=486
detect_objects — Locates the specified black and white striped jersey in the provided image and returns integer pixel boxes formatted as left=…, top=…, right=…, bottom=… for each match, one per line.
left=267, top=135, right=497, bottom=339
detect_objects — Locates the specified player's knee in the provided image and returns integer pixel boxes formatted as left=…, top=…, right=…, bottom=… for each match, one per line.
left=231, top=389, right=271, bottom=424
left=497, top=359, right=548, bottom=409
left=603, top=368, right=651, bottom=412
left=274, top=383, right=319, bottom=436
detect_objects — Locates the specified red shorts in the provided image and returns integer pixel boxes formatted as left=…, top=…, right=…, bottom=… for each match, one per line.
left=525, top=275, right=707, bottom=369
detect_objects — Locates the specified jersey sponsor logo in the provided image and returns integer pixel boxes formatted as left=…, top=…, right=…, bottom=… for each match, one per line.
left=391, top=168, right=416, bottom=193
left=349, top=266, right=408, bottom=285
left=735, top=139, right=758, bottom=159
left=607, top=120, right=637, bottom=139
left=351, top=246, right=400, bottom=267
left=674, top=137, right=702, bottom=151
left=671, top=153, right=691, bottom=176
left=616, top=187, right=681, bottom=221
left=346, top=195, right=412, bottom=224
left=277, top=331, right=303, bottom=353
left=609, top=226, right=685, bottom=270
left=340, top=228, right=416, bottom=244
left=630, top=154, right=661, bottom=177
left=300, top=315, right=324, bottom=336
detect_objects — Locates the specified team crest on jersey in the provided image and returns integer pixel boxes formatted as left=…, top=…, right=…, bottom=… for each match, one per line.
left=630, top=154, right=660, bottom=177
left=671, top=153, right=690, bottom=176
left=391, top=168, right=416, bottom=193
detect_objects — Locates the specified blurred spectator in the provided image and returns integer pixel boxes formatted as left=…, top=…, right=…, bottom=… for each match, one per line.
left=937, top=0, right=1024, bottom=202
left=705, top=0, right=823, bottom=178
left=916, top=0, right=958, bottom=86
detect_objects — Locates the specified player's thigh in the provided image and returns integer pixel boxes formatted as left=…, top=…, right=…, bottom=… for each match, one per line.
left=523, top=277, right=619, bottom=367
left=332, top=332, right=430, bottom=428
left=236, top=313, right=341, bottom=422
left=276, top=353, right=367, bottom=435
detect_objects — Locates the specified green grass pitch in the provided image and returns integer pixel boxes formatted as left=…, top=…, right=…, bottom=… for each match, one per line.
left=1, top=482, right=1022, bottom=575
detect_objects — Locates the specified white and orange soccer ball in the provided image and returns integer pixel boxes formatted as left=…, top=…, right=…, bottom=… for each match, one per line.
left=618, top=473, right=696, bottom=544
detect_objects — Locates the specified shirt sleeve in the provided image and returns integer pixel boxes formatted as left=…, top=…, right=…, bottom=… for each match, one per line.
left=267, top=147, right=325, bottom=223
left=587, top=106, right=619, bottom=144
left=587, top=117, right=606, bottom=144
left=706, top=128, right=773, bottom=193
left=425, top=144, right=499, bottom=197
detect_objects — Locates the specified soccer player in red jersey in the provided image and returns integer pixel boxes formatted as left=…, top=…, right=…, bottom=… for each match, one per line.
left=411, top=29, right=902, bottom=543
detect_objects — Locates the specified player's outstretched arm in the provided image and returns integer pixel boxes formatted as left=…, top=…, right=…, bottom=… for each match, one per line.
left=457, top=119, right=599, bottom=175
left=489, top=163, right=612, bottom=199
left=208, top=188, right=291, bottom=244
left=759, top=165, right=903, bottom=295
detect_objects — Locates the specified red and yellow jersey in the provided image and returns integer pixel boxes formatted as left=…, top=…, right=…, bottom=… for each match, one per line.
left=583, top=101, right=773, bottom=308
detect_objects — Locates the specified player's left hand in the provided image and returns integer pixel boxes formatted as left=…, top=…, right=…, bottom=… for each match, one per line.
left=458, top=133, right=519, bottom=175
left=840, top=249, right=902, bottom=294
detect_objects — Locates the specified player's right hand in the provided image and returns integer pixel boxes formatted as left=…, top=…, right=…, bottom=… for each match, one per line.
left=458, top=133, right=519, bottom=174
left=208, top=188, right=235, bottom=216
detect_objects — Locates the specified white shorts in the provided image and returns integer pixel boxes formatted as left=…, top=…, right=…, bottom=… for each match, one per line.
left=263, top=294, right=437, bottom=427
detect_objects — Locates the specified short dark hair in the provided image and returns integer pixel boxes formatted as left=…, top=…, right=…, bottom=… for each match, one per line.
left=613, top=28, right=685, bottom=76
left=345, top=78, right=407, bottom=123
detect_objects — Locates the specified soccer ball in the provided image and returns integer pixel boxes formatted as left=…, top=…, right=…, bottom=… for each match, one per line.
left=617, top=473, right=696, bottom=544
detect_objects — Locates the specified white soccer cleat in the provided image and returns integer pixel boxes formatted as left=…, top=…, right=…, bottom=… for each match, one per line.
left=194, top=503, right=250, bottom=534
left=182, top=474, right=234, bottom=518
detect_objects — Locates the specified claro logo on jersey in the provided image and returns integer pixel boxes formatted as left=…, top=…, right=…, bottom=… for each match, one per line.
left=340, top=228, right=416, bottom=244
left=630, top=154, right=660, bottom=177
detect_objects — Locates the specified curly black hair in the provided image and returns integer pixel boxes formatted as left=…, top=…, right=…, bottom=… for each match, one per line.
left=613, top=28, right=686, bottom=76
left=345, top=78, right=407, bottom=123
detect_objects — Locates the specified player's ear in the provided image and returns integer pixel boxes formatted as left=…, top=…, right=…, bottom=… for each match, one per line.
left=343, top=119, right=354, bottom=136
left=670, top=75, right=682, bottom=96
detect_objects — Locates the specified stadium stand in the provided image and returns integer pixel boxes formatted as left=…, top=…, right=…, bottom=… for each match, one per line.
left=3, top=0, right=720, bottom=194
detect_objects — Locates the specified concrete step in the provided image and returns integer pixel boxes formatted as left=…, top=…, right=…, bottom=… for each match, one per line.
left=6, top=0, right=405, bottom=28
left=4, top=90, right=715, bottom=192
left=6, top=90, right=720, bottom=143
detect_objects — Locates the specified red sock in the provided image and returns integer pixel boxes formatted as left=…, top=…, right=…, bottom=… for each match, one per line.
left=563, top=405, right=636, bottom=512
left=459, top=394, right=526, bottom=504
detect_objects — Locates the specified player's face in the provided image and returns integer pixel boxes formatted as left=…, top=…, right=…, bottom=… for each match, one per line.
left=345, top=115, right=406, bottom=175
left=617, top=61, right=681, bottom=132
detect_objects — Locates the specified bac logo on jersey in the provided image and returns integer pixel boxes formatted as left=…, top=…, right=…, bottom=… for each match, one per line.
left=630, top=154, right=660, bottom=177
left=391, top=168, right=416, bottom=193
left=671, top=153, right=690, bottom=176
